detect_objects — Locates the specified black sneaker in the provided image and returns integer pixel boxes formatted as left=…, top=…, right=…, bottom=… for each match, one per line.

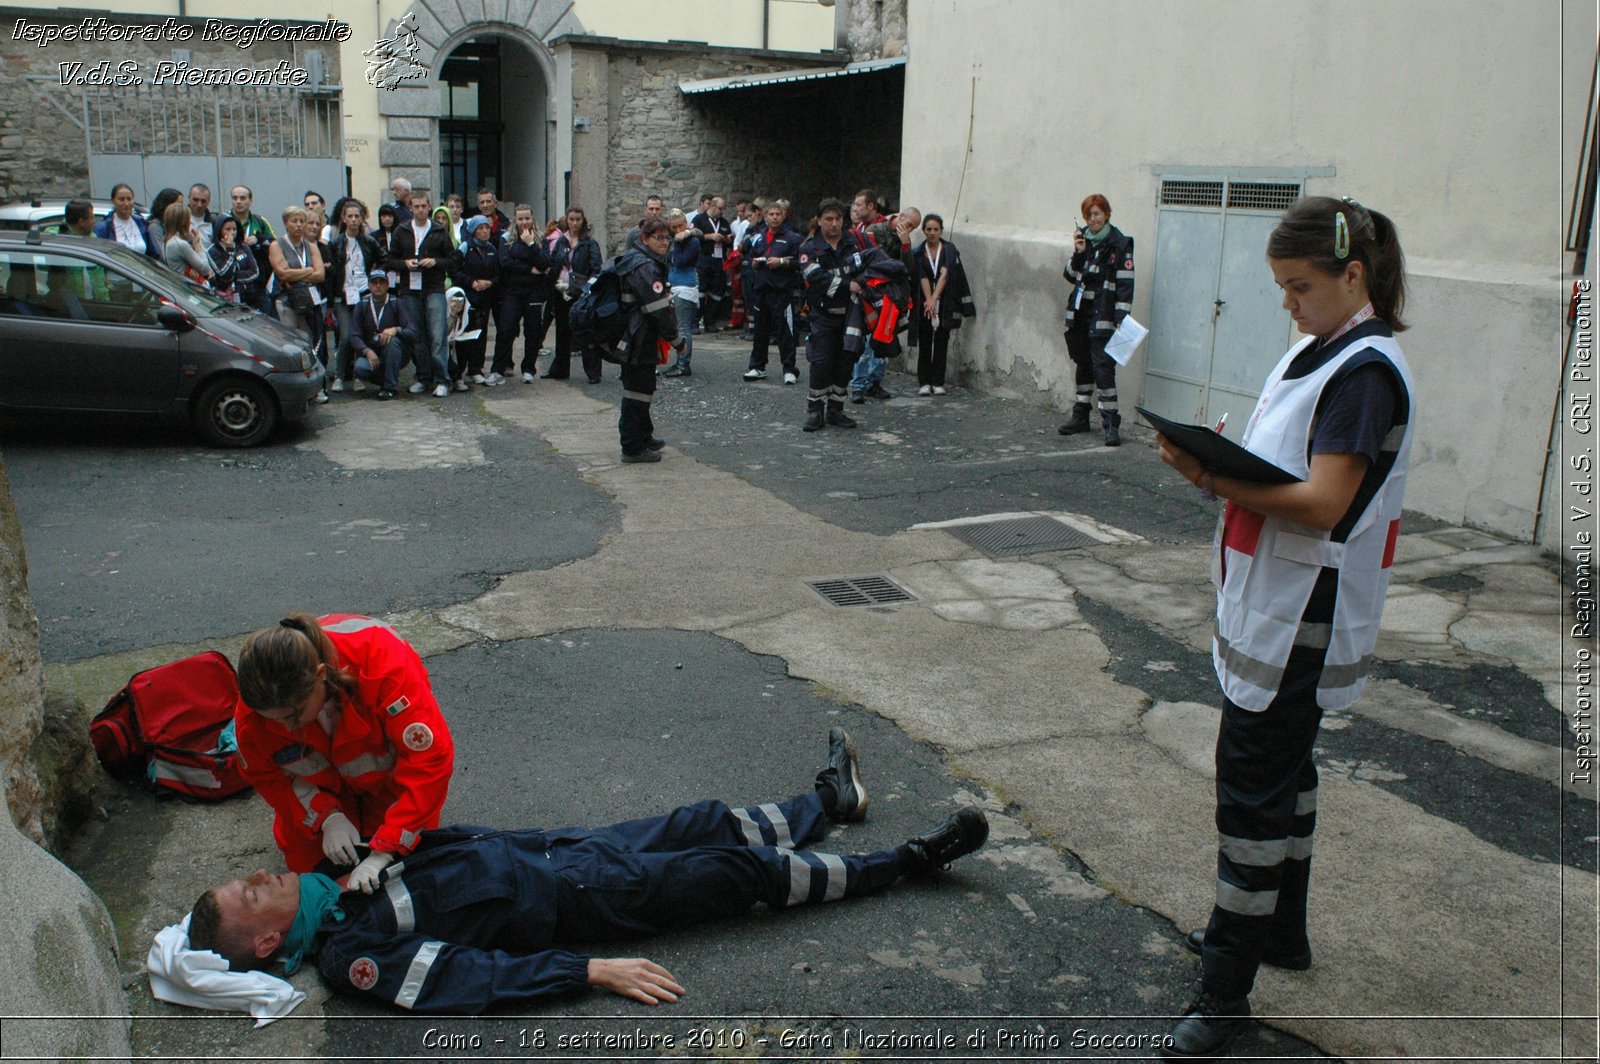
left=905, top=807, right=988, bottom=872
left=645, top=437, right=666, bottom=452
left=620, top=450, right=662, bottom=464
left=867, top=382, right=894, bottom=401
left=815, top=727, right=868, bottom=821
left=1159, top=992, right=1250, bottom=1059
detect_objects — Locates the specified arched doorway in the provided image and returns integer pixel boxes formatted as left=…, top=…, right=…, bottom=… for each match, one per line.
left=437, top=35, right=550, bottom=220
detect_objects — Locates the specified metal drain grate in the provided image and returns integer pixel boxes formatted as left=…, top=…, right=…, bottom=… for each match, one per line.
left=944, top=515, right=1101, bottom=559
left=805, top=574, right=916, bottom=608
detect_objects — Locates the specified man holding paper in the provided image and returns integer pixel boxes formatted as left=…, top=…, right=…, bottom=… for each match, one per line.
left=1058, top=193, right=1135, bottom=446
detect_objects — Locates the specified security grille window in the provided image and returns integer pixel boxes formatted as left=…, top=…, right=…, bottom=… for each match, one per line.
left=1226, top=182, right=1302, bottom=211
left=1160, top=180, right=1224, bottom=207
left=84, top=86, right=342, bottom=158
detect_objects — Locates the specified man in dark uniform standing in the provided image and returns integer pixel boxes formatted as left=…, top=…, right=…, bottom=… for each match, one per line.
left=798, top=198, right=863, bottom=431
left=614, top=216, right=685, bottom=463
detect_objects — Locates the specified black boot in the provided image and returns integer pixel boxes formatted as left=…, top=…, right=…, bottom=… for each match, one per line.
left=1057, top=402, right=1092, bottom=435
left=1160, top=991, right=1250, bottom=1059
left=802, top=398, right=825, bottom=432
left=1103, top=410, right=1122, bottom=447
left=826, top=399, right=856, bottom=428
left=904, top=807, right=989, bottom=872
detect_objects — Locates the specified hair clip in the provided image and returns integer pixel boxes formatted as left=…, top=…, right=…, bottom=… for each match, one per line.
left=1334, top=211, right=1351, bottom=260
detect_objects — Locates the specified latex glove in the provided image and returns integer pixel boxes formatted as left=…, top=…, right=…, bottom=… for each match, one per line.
left=320, top=811, right=361, bottom=867
left=347, top=851, right=395, bottom=894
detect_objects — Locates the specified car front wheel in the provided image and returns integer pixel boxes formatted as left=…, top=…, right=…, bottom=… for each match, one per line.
left=193, top=377, right=279, bottom=447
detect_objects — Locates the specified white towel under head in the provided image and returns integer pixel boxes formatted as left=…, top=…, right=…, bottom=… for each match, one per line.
left=146, top=914, right=305, bottom=1027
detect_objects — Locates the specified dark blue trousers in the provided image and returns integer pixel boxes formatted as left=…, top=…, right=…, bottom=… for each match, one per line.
left=1202, top=649, right=1323, bottom=999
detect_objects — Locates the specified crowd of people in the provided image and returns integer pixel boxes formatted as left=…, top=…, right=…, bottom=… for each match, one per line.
left=58, top=178, right=997, bottom=453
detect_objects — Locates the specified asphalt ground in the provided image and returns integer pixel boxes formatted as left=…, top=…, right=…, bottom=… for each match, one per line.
left=6, top=328, right=1587, bottom=1060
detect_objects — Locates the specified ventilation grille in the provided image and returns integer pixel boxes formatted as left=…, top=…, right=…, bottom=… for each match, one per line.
left=943, top=516, right=1101, bottom=559
left=805, top=575, right=916, bottom=608
left=1160, top=180, right=1224, bottom=207
left=1226, top=181, right=1302, bottom=211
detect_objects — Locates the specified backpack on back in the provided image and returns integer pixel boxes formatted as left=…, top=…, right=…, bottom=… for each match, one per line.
left=567, top=251, right=641, bottom=359
left=89, top=651, right=250, bottom=801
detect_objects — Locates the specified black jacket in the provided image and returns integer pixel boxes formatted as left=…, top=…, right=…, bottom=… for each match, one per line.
left=1063, top=224, right=1134, bottom=338
left=391, top=221, right=454, bottom=295
left=354, top=292, right=416, bottom=354
left=327, top=230, right=384, bottom=297
left=455, top=239, right=501, bottom=308
left=498, top=230, right=553, bottom=295
left=617, top=242, right=680, bottom=365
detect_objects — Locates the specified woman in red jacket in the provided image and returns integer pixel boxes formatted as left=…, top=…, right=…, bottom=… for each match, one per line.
left=234, top=613, right=455, bottom=892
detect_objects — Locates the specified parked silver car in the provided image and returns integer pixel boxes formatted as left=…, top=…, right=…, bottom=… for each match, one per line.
left=0, top=198, right=133, bottom=232
left=0, top=230, right=324, bottom=446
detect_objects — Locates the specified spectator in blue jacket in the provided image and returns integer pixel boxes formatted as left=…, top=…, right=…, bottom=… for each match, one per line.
left=663, top=208, right=701, bottom=377
left=92, top=184, right=160, bottom=260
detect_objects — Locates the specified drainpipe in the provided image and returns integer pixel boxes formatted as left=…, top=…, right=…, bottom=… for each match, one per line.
left=762, top=0, right=769, bottom=51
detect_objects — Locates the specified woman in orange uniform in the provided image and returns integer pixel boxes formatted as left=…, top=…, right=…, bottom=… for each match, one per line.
left=234, top=613, right=455, bottom=892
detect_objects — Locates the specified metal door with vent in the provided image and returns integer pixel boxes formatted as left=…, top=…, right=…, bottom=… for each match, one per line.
left=1144, top=178, right=1301, bottom=441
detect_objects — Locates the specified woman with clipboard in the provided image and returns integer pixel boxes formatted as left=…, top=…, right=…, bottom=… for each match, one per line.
left=1154, top=197, right=1415, bottom=1060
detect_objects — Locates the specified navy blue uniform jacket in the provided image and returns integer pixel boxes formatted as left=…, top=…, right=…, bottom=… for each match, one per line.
left=315, top=824, right=598, bottom=1013
left=354, top=293, right=416, bottom=355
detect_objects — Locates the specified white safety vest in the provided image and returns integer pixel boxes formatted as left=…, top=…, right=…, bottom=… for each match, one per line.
left=1211, top=332, right=1415, bottom=711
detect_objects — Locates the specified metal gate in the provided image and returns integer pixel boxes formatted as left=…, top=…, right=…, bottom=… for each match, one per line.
left=81, top=85, right=345, bottom=218
left=1144, top=178, right=1302, bottom=440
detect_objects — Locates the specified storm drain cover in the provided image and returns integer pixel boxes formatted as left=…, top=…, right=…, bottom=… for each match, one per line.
left=944, top=515, right=1101, bottom=558
left=805, top=574, right=916, bottom=608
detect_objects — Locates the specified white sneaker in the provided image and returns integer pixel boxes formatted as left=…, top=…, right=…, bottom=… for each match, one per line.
left=453, top=379, right=469, bottom=392
left=329, top=377, right=344, bottom=393
left=918, top=384, right=932, bottom=396
left=743, top=368, right=767, bottom=381
left=351, top=379, right=366, bottom=393
left=471, top=373, right=486, bottom=385
left=932, top=386, right=946, bottom=395
left=783, top=371, right=799, bottom=385
left=432, top=383, right=450, bottom=398
left=314, top=390, right=330, bottom=404
left=485, top=372, right=506, bottom=386
left=408, top=382, right=427, bottom=394
left=522, top=372, right=535, bottom=383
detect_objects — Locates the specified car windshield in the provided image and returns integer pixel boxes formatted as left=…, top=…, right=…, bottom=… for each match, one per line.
left=89, top=240, right=236, bottom=315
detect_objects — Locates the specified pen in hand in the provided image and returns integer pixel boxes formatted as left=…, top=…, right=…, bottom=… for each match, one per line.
left=1213, top=413, right=1229, bottom=433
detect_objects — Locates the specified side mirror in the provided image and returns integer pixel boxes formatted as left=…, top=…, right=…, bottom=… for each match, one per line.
left=157, top=304, right=194, bottom=333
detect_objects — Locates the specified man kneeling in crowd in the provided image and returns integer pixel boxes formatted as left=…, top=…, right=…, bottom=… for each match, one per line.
left=186, top=729, right=988, bottom=1012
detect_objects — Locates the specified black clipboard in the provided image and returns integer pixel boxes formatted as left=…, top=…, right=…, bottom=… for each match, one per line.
left=1136, top=406, right=1301, bottom=484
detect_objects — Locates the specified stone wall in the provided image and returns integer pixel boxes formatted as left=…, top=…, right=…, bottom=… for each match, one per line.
left=841, top=0, right=908, bottom=60
left=0, top=5, right=343, bottom=204
left=560, top=36, right=901, bottom=251
left=0, top=453, right=130, bottom=1059
left=0, top=452, right=44, bottom=840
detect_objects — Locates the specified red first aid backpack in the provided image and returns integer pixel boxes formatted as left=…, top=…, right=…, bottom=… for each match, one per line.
left=89, top=651, right=251, bottom=800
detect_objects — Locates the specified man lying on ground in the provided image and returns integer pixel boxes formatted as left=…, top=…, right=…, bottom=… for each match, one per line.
left=185, top=729, right=989, bottom=1013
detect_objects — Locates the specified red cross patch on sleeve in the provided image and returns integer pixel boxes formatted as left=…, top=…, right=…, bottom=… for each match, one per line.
left=402, top=723, right=434, bottom=752
left=348, top=957, right=379, bottom=990
left=652, top=280, right=664, bottom=293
